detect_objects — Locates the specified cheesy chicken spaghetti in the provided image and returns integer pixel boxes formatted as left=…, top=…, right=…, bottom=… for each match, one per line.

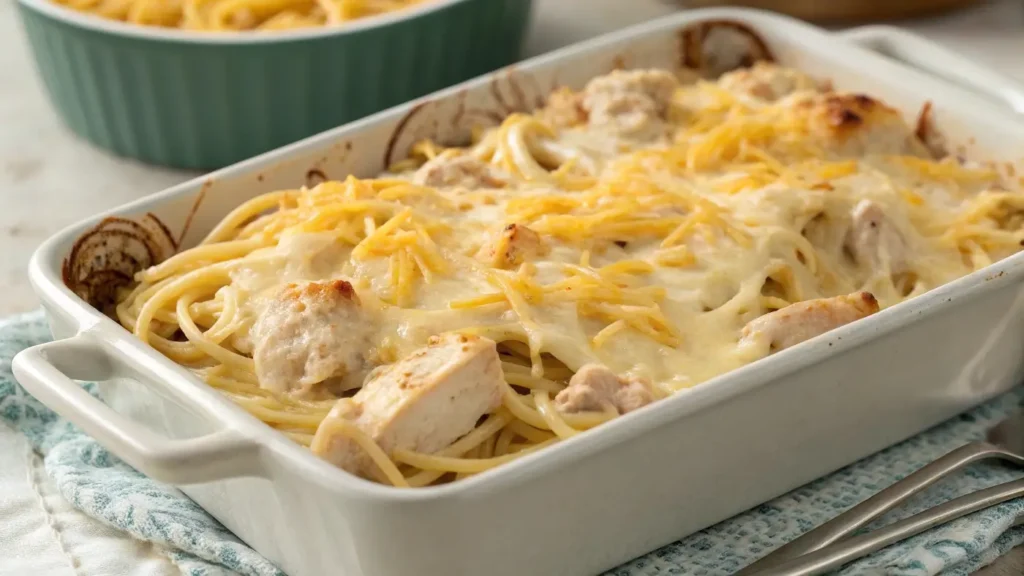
left=114, top=63, right=1024, bottom=487
left=52, top=0, right=432, bottom=31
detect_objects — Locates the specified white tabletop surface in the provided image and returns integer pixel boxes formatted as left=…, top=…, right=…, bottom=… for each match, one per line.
left=1, top=0, right=1023, bottom=574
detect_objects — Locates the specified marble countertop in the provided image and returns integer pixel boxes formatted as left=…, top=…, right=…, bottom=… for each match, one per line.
left=1, top=0, right=1023, bottom=574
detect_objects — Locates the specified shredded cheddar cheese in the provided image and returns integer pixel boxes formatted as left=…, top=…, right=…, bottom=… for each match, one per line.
left=114, top=63, right=1024, bottom=488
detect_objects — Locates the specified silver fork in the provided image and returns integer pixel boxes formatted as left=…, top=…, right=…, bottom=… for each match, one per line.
left=737, top=410, right=1024, bottom=576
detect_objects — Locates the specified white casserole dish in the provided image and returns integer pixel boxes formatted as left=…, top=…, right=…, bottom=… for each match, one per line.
left=13, top=8, right=1024, bottom=576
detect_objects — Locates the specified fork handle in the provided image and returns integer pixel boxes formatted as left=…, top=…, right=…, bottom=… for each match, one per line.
left=737, top=441, right=1022, bottom=574
left=743, top=477, right=1024, bottom=576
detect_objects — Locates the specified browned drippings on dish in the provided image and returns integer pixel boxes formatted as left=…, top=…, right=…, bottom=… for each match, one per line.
left=177, top=181, right=212, bottom=249
left=63, top=214, right=177, bottom=312
left=384, top=101, right=431, bottom=168
left=306, top=168, right=329, bottom=188
left=915, top=101, right=949, bottom=158
left=678, top=19, right=774, bottom=78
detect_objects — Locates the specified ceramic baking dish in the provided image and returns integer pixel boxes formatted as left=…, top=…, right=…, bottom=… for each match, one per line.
left=16, top=0, right=532, bottom=169
left=13, top=8, right=1024, bottom=576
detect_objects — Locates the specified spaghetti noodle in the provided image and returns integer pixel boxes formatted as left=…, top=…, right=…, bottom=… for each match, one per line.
left=114, top=63, right=1024, bottom=487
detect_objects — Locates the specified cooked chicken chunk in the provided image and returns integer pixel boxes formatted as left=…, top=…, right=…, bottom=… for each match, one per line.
left=554, top=364, right=654, bottom=415
left=540, top=86, right=587, bottom=129
left=413, top=153, right=506, bottom=189
left=477, top=223, right=547, bottom=269
left=252, top=280, right=373, bottom=397
left=846, top=200, right=909, bottom=274
left=741, top=291, right=879, bottom=352
left=310, top=333, right=504, bottom=479
left=581, top=69, right=679, bottom=139
left=719, top=62, right=824, bottom=102
left=793, top=93, right=931, bottom=158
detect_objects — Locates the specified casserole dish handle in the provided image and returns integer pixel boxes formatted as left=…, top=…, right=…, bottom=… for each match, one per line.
left=12, top=335, right=263, bottom=484
left=839, top=25, right=1024, bottom=114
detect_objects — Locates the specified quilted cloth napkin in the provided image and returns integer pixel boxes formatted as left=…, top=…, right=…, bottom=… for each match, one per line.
left=1, top=309, right=1023, bottom=576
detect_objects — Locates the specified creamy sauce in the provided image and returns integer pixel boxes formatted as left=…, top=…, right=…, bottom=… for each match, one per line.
left=206, top=68, right=1019, bottom=396
left=122, top=64, right=1023, bottom=405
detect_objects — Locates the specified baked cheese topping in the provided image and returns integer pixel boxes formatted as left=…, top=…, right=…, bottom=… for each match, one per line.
left=115, top=63, right=1024, bottom=486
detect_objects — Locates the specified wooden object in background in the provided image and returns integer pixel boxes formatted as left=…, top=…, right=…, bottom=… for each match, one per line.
left=680, top=0, right=983, bottom=23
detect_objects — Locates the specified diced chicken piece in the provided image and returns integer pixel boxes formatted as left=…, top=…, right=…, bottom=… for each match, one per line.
left=413, top=153, right=506, bottom=189
left=310, top=333, right=504, bottom=479
left=581, top=69, right=680, bottom=139
left=252, top=280, right=373, bottom=397
left=554, top=364, right=654, bottom=415
left=792, top=93, right=931, bottom=158
left=539, top=86, right=587, bottom=129
left=846, top=200, right=909, bottom=274
left=718, top=62, right=825, bottom=102
left=741, top=291, right=879, bottom=352
left=476, top=223, right=547, bottom=269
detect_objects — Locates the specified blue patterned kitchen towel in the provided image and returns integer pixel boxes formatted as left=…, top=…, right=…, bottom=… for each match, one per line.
left=1, top=309, right=1022, bottom=576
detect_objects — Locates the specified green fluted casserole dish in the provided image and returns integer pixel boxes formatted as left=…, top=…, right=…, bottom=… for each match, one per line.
left=16, top=0, right=533, bottom=169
